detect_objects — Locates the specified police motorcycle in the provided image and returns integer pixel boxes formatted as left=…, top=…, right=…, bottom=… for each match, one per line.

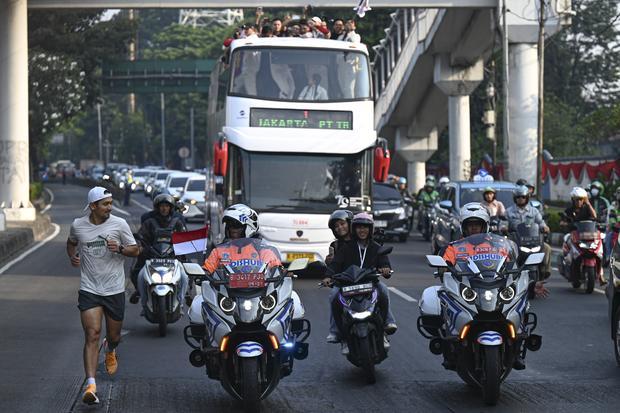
left=183, top=238, right=311, bottom=413
left=323, top=246, right=393, bottom=384
left=558, top=220, right=603, bottom=294
left=136, top=229, right=189, bottom=337
left=510, top=222, right=546, bottom=299
left=417, top=246, right=544, bottom=405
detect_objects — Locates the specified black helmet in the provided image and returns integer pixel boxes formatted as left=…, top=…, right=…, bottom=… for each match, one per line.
left=512, top=185, right=530, bottom=203
left=328, top=209, right=353, bottom=231
left=515, top=178, right=528, bottom=187
left=153, top=194, right=175, bottom=208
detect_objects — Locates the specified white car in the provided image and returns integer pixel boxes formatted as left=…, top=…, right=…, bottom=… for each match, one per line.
left=162, top=172, right=200, bottom=199
left=180, top=176, right=206, bottom=222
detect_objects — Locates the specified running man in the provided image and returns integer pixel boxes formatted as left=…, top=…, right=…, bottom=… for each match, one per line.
left=66, top=186, right=139, bottom=404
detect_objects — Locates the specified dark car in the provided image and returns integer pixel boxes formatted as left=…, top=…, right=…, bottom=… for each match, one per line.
left=431, top=181, right=516, bottom=253
left=372, top=182, right=409, bottom=242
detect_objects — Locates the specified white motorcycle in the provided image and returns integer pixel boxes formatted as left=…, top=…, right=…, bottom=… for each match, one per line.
left=418, top=237, right=544, bottom=405
left=137, top=229, right=188, bottom=337
left=183, top=238, right=310, bottom=413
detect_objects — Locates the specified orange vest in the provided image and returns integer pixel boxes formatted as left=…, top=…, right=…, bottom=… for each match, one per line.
left=203, top=243, right=281, bottom=274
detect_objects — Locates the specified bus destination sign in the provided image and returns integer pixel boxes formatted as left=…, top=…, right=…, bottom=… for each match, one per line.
left=250, top=108, right=352, bottom=130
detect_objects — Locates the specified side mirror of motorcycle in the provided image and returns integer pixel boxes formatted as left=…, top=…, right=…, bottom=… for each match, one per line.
left=426, top=255, right=448, bottom=268
left=183, top=262, right=206, bottom=276
left=523, top=252, right=545, bottom=267
left=288, top=258, right=309, bottom=272
left=377, top=246, right=393, bottom=256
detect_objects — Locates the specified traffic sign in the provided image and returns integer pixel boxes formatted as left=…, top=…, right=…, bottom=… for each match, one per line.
left=178, top=146, right=190, bottom=159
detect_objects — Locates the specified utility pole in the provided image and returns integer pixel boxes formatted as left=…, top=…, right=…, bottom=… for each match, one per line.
left=536, top=0, right=546, bottom=196
left=161, top=93, right=166, bottom=167
left=190, top=106, right=195, bottom=170
left=502, top=0, right=510, bottom=179
left=128, top=9, right=136, bottom=114
left=96, top=102, right=103, bottom=164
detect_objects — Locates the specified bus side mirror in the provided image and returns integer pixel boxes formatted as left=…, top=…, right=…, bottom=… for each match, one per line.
left=373, top=145, right=390, bottom=182
left=213, top=138, right=228, bottom=177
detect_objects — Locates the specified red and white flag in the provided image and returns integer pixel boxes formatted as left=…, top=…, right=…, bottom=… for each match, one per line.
left=172, top=226, right=209, bottom=256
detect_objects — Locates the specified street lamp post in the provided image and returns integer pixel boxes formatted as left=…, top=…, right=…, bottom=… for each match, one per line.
left=97, top=102, right=103, bottom=164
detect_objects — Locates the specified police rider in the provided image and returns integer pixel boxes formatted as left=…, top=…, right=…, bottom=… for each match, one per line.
left=129, top=194, right=187, bottom=304
left=326, top=213, right=397, bottom=353
left=516, top=179, right=543, bottom=214
left=505, top=186, right=552, bottom=287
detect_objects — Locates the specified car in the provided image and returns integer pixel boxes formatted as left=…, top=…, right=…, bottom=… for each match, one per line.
left=431, top=180, right=517, bottom=254
left=157, top=172, right=200, bottom=199
left=147, top=170, right=175, bottom=199
left=130, top=169, right=151, bottom=191
left=180, top=176, right=206, bottom=222
left=372, top=182, right=410, bottom=242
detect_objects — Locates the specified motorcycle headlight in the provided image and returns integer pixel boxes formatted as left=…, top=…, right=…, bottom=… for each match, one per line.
left=219, top=296, right=236, bottom=313
left=579, top=242, right=589, bottom=249
left=190, top=199, right=197, bottom=205
left=395, top=207, right=406, bottom=219
left=499, top=285, right=515, bottom=302
left=530, top=246, right=541, bottom=253
left=161, top=271, right=173, bottom=283
left=259, top=293, right=277, bottom=312
left=351, top=310, right=372, bottom=320
left=146, top=185, right=152, bottom=192
left=520, top=246, right=531, bottom=253
left=119, top=182, right=125, bottom=189
left=131, top=183, right=137, bottom=190
left=460, top=286, right=477, bottom=303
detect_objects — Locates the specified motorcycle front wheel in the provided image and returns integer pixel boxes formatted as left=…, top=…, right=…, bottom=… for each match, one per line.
left=241, top=357, right=261, bottom=413
left=481, top=346, right=501, bottom=406
left=584, top=267, right=595, bottom=294
left=358, top=336, right=376, bottom=384
left=157, top=295, right=167, bottom=337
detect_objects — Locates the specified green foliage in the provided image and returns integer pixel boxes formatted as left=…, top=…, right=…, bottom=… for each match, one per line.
left=29, top=182, right=43, bottom=202
left=546, top=206, right=563, bottom=233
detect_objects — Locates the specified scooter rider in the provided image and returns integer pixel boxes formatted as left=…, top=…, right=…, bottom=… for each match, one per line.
left=324, top=209, right=353, bottom=343
left=438, top=176, right=450, bottom=190
left=417, top=176, right=439, bottom=231
left=325, top=209, right=353, bottom=265
left=505, top=186, right=552, bottom=291
left=481, top=186, right=506, bottom=217
left=129, top=194, right=187, bottom=304
left=326, top=213, right=397, bottom=350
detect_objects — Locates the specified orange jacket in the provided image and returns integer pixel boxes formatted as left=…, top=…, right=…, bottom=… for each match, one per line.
left=203, top=243, right=281, bottom=274
left=442, top=234, right=515, bottom=267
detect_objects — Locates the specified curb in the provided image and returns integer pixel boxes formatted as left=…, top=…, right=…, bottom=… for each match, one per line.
left=0, top=213, right=54, bottom=270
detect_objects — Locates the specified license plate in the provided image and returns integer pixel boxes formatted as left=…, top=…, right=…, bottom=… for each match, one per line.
left=287, top=252, right=314, bottom=261
left=229, top=273, right=265, bottom=289
left=375, top=220, right=387, bottom=228
left=342, top=282, right=374, bottom=296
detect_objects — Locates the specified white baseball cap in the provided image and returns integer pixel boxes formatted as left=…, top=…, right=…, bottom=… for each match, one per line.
left=84, top=186, right=112, bottom=210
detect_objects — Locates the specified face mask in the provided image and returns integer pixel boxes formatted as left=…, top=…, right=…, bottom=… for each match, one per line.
left=590, top=188, right=599, bottom=197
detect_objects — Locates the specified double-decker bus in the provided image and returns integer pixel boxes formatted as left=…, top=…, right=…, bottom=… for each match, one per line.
left=206, top=37, right=387, bottom=262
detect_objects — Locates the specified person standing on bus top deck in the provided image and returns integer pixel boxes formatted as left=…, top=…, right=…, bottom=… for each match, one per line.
left=331, top=19, right=346, bottom=40
left=298, top=74, right=328, bottom=100
left=67, top=187, right=139, bottom=405
left=272, top=18, right=286, bottom=37
left=343, top=19, right=361, bottom=43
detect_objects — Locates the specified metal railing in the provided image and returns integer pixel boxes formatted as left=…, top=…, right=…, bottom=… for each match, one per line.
left=371, top=8, right=439, bottom=99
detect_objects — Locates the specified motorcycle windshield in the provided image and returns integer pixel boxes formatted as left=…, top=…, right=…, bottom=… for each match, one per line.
left=211, top=238, right=282, bottom=281
left=515, top=223, right=540, bottom=245
left=575, top=221, right=597, bottom=240
left=451, top=234, right=512, bottom=276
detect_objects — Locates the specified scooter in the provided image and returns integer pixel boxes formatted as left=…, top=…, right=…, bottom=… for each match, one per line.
left=558, top=220, right=603, bottom=294
left=325, top=246, right=393, bottom=384
left=418, top=243, right=544, bottom=406
left=183, top=238, right=310, bottom=413
left=136, top=229, right=188, bottom=336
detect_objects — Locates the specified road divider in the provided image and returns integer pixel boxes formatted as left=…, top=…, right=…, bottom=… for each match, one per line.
left=388, top=287, right=418, bottom=303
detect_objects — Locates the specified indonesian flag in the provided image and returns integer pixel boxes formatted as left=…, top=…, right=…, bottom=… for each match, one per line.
left=172, top=226, right=209, bottom=256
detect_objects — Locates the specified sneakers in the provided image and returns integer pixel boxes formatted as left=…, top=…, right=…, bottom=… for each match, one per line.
left=82, top=384, right=99, bottom=405
left=341, top=343, right=349, bottom=356
left=384, top=323, right=398, bottom=335
left=129, top=291, right=140, bottom=304
left=326, top=333, right=340, bottom=343
left=105, top=350, right=118, bottom=375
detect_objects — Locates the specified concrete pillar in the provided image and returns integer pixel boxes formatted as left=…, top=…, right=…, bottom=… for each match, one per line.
left=507, top=43, right=538, bottom=184
left=407, top=161, right=426, bottom=195
left=434, top=55, right=483, bottom=182
left=0, top=0, right=35, bottom=221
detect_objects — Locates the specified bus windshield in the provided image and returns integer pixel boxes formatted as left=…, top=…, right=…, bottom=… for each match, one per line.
left=242, top=152, right=370, bottom=213
left=229, top=47, right=371, bottom=102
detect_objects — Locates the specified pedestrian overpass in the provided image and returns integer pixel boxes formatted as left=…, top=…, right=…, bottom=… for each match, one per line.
left=1, top=0, right=572, bottom=221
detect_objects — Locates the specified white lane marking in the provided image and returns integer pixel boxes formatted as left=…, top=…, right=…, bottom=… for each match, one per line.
left=131, top=199, right=150, bottom=211
left=388, top=287, right=418, bottom=303
left=552, top=267, right=558, bottom=271
left=112, top=205, right=130, bottom=216
left=41, top=187, right=54, bottom=213
left=0, top=223, right=61, bottom=275
left=594, top=288, right=605, bottom=295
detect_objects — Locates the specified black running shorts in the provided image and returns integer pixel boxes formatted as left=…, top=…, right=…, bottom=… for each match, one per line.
left=78, top=290, right=125, bottom=321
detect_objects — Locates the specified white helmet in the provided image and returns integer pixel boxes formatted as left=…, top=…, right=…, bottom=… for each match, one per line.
left=570, top=187, right=588, bottom=200
left=459, top=202, right=490, bottom=236
left=223, top=203, right=259, bottom=238
left=439, top=176, right=450, bottom=186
